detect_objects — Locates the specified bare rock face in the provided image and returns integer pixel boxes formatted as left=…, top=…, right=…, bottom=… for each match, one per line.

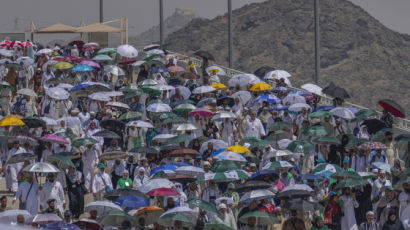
left=130, top=8, right=196, bottom=46
left=165, top=0, right=410, bottom=114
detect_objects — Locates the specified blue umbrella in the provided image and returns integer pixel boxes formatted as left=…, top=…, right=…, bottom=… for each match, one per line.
left=41, top=222, right=81, bottom=230
left=150, top=67, right=169, bottom=73
left=114, top=195, right=149, bottom=210
left=301, top=173, right=324, bottom=181
left=150, top=164, right=178, bottom=176
left=313, top=105, right=335, bottom=112
left=269, top=104, right=288, bottom=111
left=372, top=162, right=392, bottom=173
left=197, top=98, right=216, bottom=107
left=210, top=148, right=227, bottom=157
left=314, top=170, right=334, bottom=178
left=72, top=64, right=94, bottom=72
left=250, top=170, right=278, bottom=180
left=271, top=87, right=290, bottom=93
left=256, top=94, right=280, bottom=104
left=291, top=90, right=310, bottom=95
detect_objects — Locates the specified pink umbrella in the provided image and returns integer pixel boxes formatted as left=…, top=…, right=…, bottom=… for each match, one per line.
left=146, top=188, right=180, bottom=196
left=63, top=56, right=78, bottom=61
left=81, top=60, right=101, bottom=68
left=41, top=134, right=68, bottom=144
left=189, top=108, right=214, bottom=118
left=168, top=66, right=185, bottom=72
left=75, top=57, right=90, bottom=63
left=107, top=101, right=130, bottom=109
left=13, top=135, right=37, bottom=145
left=119, top=58, right=137, bottom=64
left=85, top=45, right=99, bottom=51
left=358, top=142, right=387, bottom=150
left=52, top=57, right=65, bottom=62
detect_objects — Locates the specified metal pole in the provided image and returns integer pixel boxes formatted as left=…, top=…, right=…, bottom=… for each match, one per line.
left=99, top=0, right=103, bottom=23
left=228, top=0, right=233, bottom=68
left=314, top=0, right=320, bottom=85
left=159, top=0, right=164, bottom=45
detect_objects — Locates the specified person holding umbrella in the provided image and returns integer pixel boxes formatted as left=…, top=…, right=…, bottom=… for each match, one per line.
left=213, top=203, right=237, bottom=230
left=66, top=166, right=85, bottom=219
left=92, top=163, right=113, bottom=201
left=13, top=172, right=38, bottom=215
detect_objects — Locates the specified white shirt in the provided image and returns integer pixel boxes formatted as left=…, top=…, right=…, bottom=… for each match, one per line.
left=92, top=172, right=113, bottom=193
left=244, top=118, right=265, bottom=138
left=133, top=174, right=149, bottom=189
left=39, top=181, right=65, bottom=212
left=14, top=181, right=39, bottom=215
left=78, top=112, right=90, bottom=124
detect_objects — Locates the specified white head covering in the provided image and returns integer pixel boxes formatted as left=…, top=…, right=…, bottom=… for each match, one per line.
left=218, top=203, right=227, bottom=210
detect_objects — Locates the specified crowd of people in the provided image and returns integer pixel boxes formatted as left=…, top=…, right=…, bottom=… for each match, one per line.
left=0, top=39, right=408, bottom=230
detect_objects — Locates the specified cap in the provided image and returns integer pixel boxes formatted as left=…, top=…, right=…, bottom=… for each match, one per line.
left=138, top=167, right=145, bottom=172
left=366, top=211, right=375, bottom=216
left=372, top=169, right=379, bottom=173
left=218, top=203, right=227, bottom=210
left=123, top=170, right=129, bottom=174
left=64, top=210, right=72, bottom=216
left=90, top=111, right=96, bottom=115
left=203, top=161, right=211, bottom=166
left=98, top=163, right=105, bottom=169
left=385, top=185, right=393, bottom=191
left=380, top=169, right=386, bottom=174
left=243, top=143, right=251, bottom=149
left=289, top=157, right=295, bottom=162
left=227, top=183, right=235, bottom=190
left=71, top=108, right=80, bottom=114
left=343, top=157, right=350, bottom=163
left=47, top=198, right=56, bottom=204
left=249, top=163, right=256, bottom=167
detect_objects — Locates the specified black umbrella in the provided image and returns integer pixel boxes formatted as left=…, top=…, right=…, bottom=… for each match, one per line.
left=236, top=180, right=272, bottom=193
left=194, top=50, right=215, bottom=61
left=216, top=96, right=234, bottom=107
left=395, top=134, right=410, bottom=142
left=56, top=151, right=80, bottom=159
left=188, top=136, right=210, bottom=149
left=378, top=99, right=405, bottom=118
left=100, top=119, right=125, bottom=130
left=362, top=119, right=386, bottom=134
left=322, top=82, right=350, bottom=99
left=7, top=153, right=37, bottom=164
left=104, top=189, right=147, bottom=201
left=284, top=200, right=323, bottom=212
left=129, top=147, right=159, bottom=155
left=253, top=66, right=275, bottom=78
left=22, top=116, right=46, bottom=128
left=160, top=145, right=182, bottom=153
left=92, top=130, right=121, bottom=139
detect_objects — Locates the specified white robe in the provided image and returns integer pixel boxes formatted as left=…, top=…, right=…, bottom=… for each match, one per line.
left=5, top=147, right=25, bottom=191
left=221, top=121, right=236, bottom=146
left=82, top=147, right=99, bottom=190
left=92, top=172, right=113, bottom=193
left=39, top=181, right=65, bottom=215
left=244, top=118, right=265, bottom=138
left=340, top=195, right=359, bottom=230
left=14, top=181, right=39, bottom=215
left=133, top=175, right=149, bottom=190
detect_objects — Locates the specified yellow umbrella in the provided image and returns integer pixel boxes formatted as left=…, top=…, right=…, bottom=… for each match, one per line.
left=211, top=83, right=227, bottom=90
left=250, top=83, right=272, bottom=92
left=226, top=145, right=251, bottom=153
left=0, top=116, right=25, bottom=127
left=53, top=62, right=73, bottom=70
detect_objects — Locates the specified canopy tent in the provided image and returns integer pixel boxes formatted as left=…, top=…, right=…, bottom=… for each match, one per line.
left=35, top=23, right=78, bottom=33
left=76, top=23, right=122, bottom=33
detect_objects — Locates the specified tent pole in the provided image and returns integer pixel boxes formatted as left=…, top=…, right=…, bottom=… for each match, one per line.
left=120, top=18, right=124, bottom=45
left=125, top=18, right=128, bottom=44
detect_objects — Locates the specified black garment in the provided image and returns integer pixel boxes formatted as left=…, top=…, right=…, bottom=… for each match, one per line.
left=381, top=113, right=394, bottom=128
left=355, top=184, right=373, bottom=225
left=138, top=70, right=148, bottom=82
left=328, top=145, right=341, bottom=166
left=66, top=173, right=85, bottom=218
left=125, top=162, right=138, bottom=180
left=382, top=219, right=405, bottom=230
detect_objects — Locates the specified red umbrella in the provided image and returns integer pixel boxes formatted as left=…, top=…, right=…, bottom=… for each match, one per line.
left=74, top=219, right=104, bottom=230
left=0, top=40, right=11, bottom=47
left=168, top=66, right=185, bottom=72
left=52, top=57, right=65, bottom=62
left=63, top=56, right=78, bottom=61
left=378, top=99, right=405, bottom=118
left=68, top=40, right=84, bottom=52
left=85, top=45, right=99, bottom=51
left=75, top=57, right=90, bottom=63
left=169, top=148, right=200, bottom=156
left=119, top=58, right=137, bottom=64
left=358, top=141, right=387, bottom=150
left=146, top=188, right=180, bottom=196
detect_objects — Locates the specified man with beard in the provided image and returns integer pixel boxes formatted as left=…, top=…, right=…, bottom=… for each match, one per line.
left=340, top=187, right=359, bottom=230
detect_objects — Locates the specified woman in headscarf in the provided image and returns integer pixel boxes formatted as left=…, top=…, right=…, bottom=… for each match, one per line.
left=357, top=125, right=370, bottom=140
left=66, top=166, right=85, bottom=219
left=377, top=186, right=399, bottom=227
left=381, top=209, right=405, bottom=230
left=85, top=121, right=103, bottom=148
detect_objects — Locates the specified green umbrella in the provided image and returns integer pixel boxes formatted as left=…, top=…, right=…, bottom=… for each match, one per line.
left=97, top=48, right=116, bottom=55
left=158, top=213, right=193, bottom=227
left=47, top=154, right=75, bottom=169
left=371, top=128, right=393, bottom=142
left=147, top=99, right=165, bottom=105
left=22, top=116, right=46, bottom=128
left=162, top=116, right=186, bottom=124
left=309, top=110, right=330, bottom=118
left=141, top=87, right=161, bottom=96
left=239, top=211, right=279, bottom=225
left=55, top=131, right=77, bottom=139
left=265, top=130, right=292, bottom=142
left=124, top=90, right=144, bottom=99
left=71, top=138, right=98, bottom=147
left=331, top=170, right=361, bottom=179
left=211, top=161, right=240, bottom=173
left=267, top=121, right=292, bottom=132
left=346, top=138, right=370, bottom=149
left=165, top=134, right=189, bottom=145
left=204, top=224, right=235, bottom=230
left=239, top=137, right=262, bottom=146
left=188, top=136, right=210, bottom=148
left=187, top=198, right=220, bottom=215
left=0, top=81, right=14, bottom=91
left=313, top=136, right=341, bottom=145
left=209, top=170, right=250, bottom=181
left=335, top=178, right=369, bottom=189
left=174, top=103, right=196, bottom=112
left=119, top=111, right=142, bottom=121
left=352, top=109, right=377, bottom=122
left=120, top=85, right=141, bottom=92
left=97, top=211, right=137, bottom=227
left=143, top=54, right=160, bottom=62
left=7, top=63, right=23, bottom=70
left=313, top=163, right=343, bottom=173
left=303, top=125, right=328, bottom=137
left=287, top=140, right=314, bottom=153
left=264, top=161, right=293, bottom=170
left=152, top=112, right=176, bottom=121
left=394, top=177, right=410, bottom=190
left=170, top=100, right=195, bottom=108
left=92, top=54, right=113, bottom=62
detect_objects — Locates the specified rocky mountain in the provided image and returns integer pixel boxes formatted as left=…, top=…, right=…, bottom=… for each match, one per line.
left=130, top=8, right=196, bottom=46
left=165, top=0, right=410, bottom=115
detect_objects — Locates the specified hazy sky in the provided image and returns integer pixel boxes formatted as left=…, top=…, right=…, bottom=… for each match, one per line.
left=0, top=0, right=409, bottom=38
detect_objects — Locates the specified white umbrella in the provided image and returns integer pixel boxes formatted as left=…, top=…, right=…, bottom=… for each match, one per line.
left=205, top=66, right=226, bottom=76
left=0, top=50, right=14, bottom=57
left=45, top=87, right=69, bottom=100
left=330, top=107, right=355, bottom=120
left=126, top=120, right=154, bottom=128
left=200, top=139, right=228, bottom=154
left=152, top=134, right=176, bottom=142
left=301, top=83, right=323, bottom=95
left=17, top=88, right=36, bottom=97
left=139, top=79, right=159, bottom=87
left=16, top=56, right=34, bottom=66
left=213, top=151, right=247, bottom=162
left=0, top=58, right=13, bottom=64
left=281, top=184, right=314, bottom=193
left=131, top=60, right=146, bottom=66
left=211, top=111, right=237, bottom=122
left=105, top=91, right=124, bottom=97
left=23, top=162, right=60, bottom=173
left=228, top=74, right=260, bottom=87
left=277, top=139, right=292, bottom=150
left=239, top=189, right=275, bottom=203
left=41, top=117, right=57, bottom=126
left=117, top=44, right=138, bottom=58
left=104, top=65, right=125, bottom=76
left=264, top=70, right=291, bottom=80
left=264, top=149, right=293, bottom=158
left=192, top=86, right=215, bottom=94
left=146, top=49, right=164, bottom=56
left=138, top=178, right=174, bottom=193
left=84, top=42, right=99, bottom=47
left=176, top=123, right=197, bottom=131
left=85, top=201, right=123, bottom=215
left=283, top=94, right=306, bottom=105
left=288, top=103, right=311, bottom=112
left=89, top=92, right=111, bottom=102
left=175, top=166, right=205, bottom=178
left=0, top=210, right=31, bottom=223
left=231, top=90, right=252, bottom=104
left=57, top=116, right=81, bottom=126
left=143, top=44, right=160, bottom=51
left=36, top=48, right=53, bottom=55
left=161, top=206, right=199, bottom=222
left=154, top=84, right=174, bottom=91
left=147, top=103, right=172, bottom=112
left=170, top=86, right=191, bottom=99
left=56, top=83, right=74, bottom=90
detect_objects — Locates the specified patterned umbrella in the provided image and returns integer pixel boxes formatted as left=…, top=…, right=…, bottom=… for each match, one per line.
left=213, top=151, right=247, bottom=162
left=41, top=134, right=68, bottom=144
left=358, top=142, right=387, bottom=150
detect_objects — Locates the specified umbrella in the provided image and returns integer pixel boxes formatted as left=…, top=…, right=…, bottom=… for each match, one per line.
left=331, top=170, right=361, bottom=179
left=72, top=64, right=94, bottom=72
left=358, top=141, right=387, bottom=150
left=45, top=87, right=69, bottom=100
left=187, top=198, right=220, bottom=215
left=97, top=47, right=116, bottom=55
left=284, top=200, right=323, bottom=212
left=205, top=170, right=250, bottom=182
left=394, top=177, right=410, bottom=190
left=158, top=213, right=194, bottom=228
left=264, top=70, right=291, bottom=80
left=194, top=50, right=215, bottom=61
left=73, top=219, right=103, bottom=230
left=216, top=96, right=234, bottom=106
left=0, top=116, right=25, bottom=126
left=147, top=103, right=172, bottom=112
left=362, top=119, right=386, bottom=134
left=28, top=213, right=61, bottom=226
left=287, top=140, right=314, bottom=153
left=150, top=165, right=179, bottom=176
left=119, top=111, right=142, bottom=121
left=200, top=139, right=229, bottom=154
left=330, top=107, right=355, bottom=120
left=22, top=116, right=46, bottom=128
left=129, top=147, right=159, bottom=155
left=313, top=163, right=343, bottom=174
left=239, top=211, right=279, bottom=225
left=6, top=152, right=36, bottom=164
left=253, top=66, right=274, bottom=78
left=23, top=162, right=60, bottom=173
left=206, top=66, right=226, bottom=75
left=288, top=103, right=311, bottom=112
left=267, top=121, right=292, bottom=132
left=250, top=83, right=272, bottom=92
left=378, top=99, right=405, bottom=118
left=153, top=134, right=177, bottom=143
left=170, top=149, right=200, bottom=157
left=104, top=65, right=125, bottom=76
left=346, top=138, right=370, bottom=148
left=175, top=166, right=205, bottom=177
left=9, top=135, right=37, bottom=145
left=303, top=125, right=328, bottom=137
left=255, top=94, right=280, bottom=104
left=132, top=206, right=164, bottom=225
left=100, top=151, right=127, bottom=161
left=17, top=88, right=36, bottom=97
left=104, top=189, right=147, bottom=201
left=176, top=123, right=197, bottom=131
left=80, top=60, right=100, bottom=68
left=309, top=110, right=331, bottom=118
left=165, top=135, right=189, bottom=145
left=0, top=210, right=31, bottom=223
left=226, top=145, right=250, bottom=154
left=168, top=66, right=185, bottom=72
left=53, top=61, right=73, bottom=70
left=211, top=83, right=227, bottom=90
left=301, top=83, right=323, bottom=95
left=313, top=136, right=341, bottom=145
left=236, top=180, right=271, bottom=193
left=147, top=188, right=180, bottom=196
left=262, top=161, right=293, bottom=170
left=41, top=134, right=68, bottom=144
left=372, top=162, right=392, bottom=173
left=231, top=90, right=252, bottom=104
left=97, top=211, right=137, bottom=227
left=100, top=119, right=125, bottom=130
left=249, top=170, right=278, bottom=181
left=322, top=82, right=350, bottom=99
left=92, top=54, right=113, bottom=62
left=36, top=48, right=53, bottom=55
left=138, top=178, right=174, bottom=193
left=107, top=101, right=130, bottom=109
left=352, top=109, right=378, bottom=122
left=126, top=120, right=153, bottom=128
left=192, top=85, right=216, bottom=94
left=47, top=154, right=75, bottom=169
left=239, top=189, right=275, bottom=203
left=70, top=82, right=111, bottom=92
left=88, top=92, right=111, bottom=102
left=211, top=111, right=237, bottom=122
left=161, top=206, right=199, bottom=222
left=41, top=222, right=81, bottom=230
left=119, top=58, right=137, bottom=65
left=335, top=177, right=369, bottom=189
left=175, top=103, right=196, bottom=112
left=154, top=84, right=175, bottom=91
left=114, top=195, right=149, bottom=209
left=213, top=151, right=247, bottom=162
left=283, top=94, right=305, bottom=105
left=276, top=184, right=314, bottom=198
left=71, top=138, right=98, bottom=147
left=56, top=83, right=74, bottom=90
left=189, top=108, right=213, bottom=118
left=264, top=149, right=293, bottom=158
left=117, top=44, right=138, bottom=58
left=181, top=72, right=200, bottom=79
left=300, top=173, right=325, bottom=180
left=211, top=161, right=240, bottom=172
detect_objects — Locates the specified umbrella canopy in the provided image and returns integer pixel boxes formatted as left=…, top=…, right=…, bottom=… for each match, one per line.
left=92, top=54, right=113, bottom=62
left=302, top=125, right=328, bottom=137
left=131, top=206, right=164, bottom=225
left=97, top=47, right=116, bottom=55
left=0, top=209, right=31, bottom=224
left=322, top=82, right=350, bottom=99
left=6, top=152, right=36, bottom=164
left=114, top=195, right=149, bottom=209
left=372, top=162, right=392, bottom=173
left=231, top=90, right=252, bottom=104
left=283, top=94, right=305, bottom=105
left=100, top=151, right=127, bottom=161
left=147, top=188, right=180, bottom=196
left=175, top=166, right=205, bottom=177
left=53, top=61, right=73, bottom=70
left=175, top=103, right=196, bottom=112
left=92, top=130, right=121, bottom=139
left=0, top=116, right=25, bottom=126
left=72, top=64, right=94, bottom=72
left=362, top=119, right=386, bottom=134
left=378, top=99, right=405, bottom=118
left=239, top=211, right=279, bottom=225
left=192, top=85, right=216, bottom=94
left=206, top=66, right=226, bottom=76
left=71, top=138, right=98, bottom=147
left=23, top=162, right=60, bottom=173
left=330, top=107, right=355, bottom=120
left=250, top=82, right=272, bottom=92
left=47, top=154, right=75, bottom=169
left=253, top=66, right=274, bottom=78
left=264, top=70, right=291, bottom=80
left=301, top=83, right=323, bottom=95
left=288, top=103, right=311, bottom=112
left=189, top=108, right=213, bottom=118
left=147, top=103, right=172, bottom=112
left=346, top=138, right=370, bottom=148
left=352, top=109, right=378, bottom=122
left=262, top=161, right=293, bottom=170
left=45, top=87, right=69, bottom=100
left=284, top=200, right=323, bottom=212
left=41, top=134, right=68, bottom=144
left=335, top=177, right=369, bottom=189
left=313, top=163, right=343, bottom=174
left=358, top=141, right=387, bottom=150
left=331, top=170, right=361, bottom=179
left=158, top=213, right=194, bottom=228
left=126, top=120, right=154, bottom=128
left=41, top=222, right=81, bottom=230
left=28, top=213, right=62, bottom=226
left=187, top=198, right=220, bottom=215
left=176, top=123, right=197, bottom=131
left=313, top=136, right=341, bottom=145
left=194, top=50, right=215, bottom=61
left=73, top=219, right=104, bottom=230
left=161, top=206, right=199, bottom=222
left=100, top=119, right=125, bottom=130
left=211, top=111, right=237, bottom=122
left=129, top=147, right=159, bottom=154
left=97, top=211, right=137, bottom=227
left=181, top=72, right=200, bottom=80
left=170, top=149, right=200, bottom=157
left=236, top=180, right=271, bottom=193
left=138, top=178, right=174, bottom=194
left=22, top=116, right=46, bottom=128
left=211, top=161, right=240, bottom=173
left=239, top=189, right=275, bottom=203
left=309, top=110, right=331, bottom=118
left=104, top=189, right=147, bottom=201
left=17, top=88, right=37, bottom=97
left=287, top=140, right=314, bottom=153
left=213, top=151, right=247, bottom=162
left=117, top=44, right=138, bottom=58
left=276, top=184, right=314, bottom=198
